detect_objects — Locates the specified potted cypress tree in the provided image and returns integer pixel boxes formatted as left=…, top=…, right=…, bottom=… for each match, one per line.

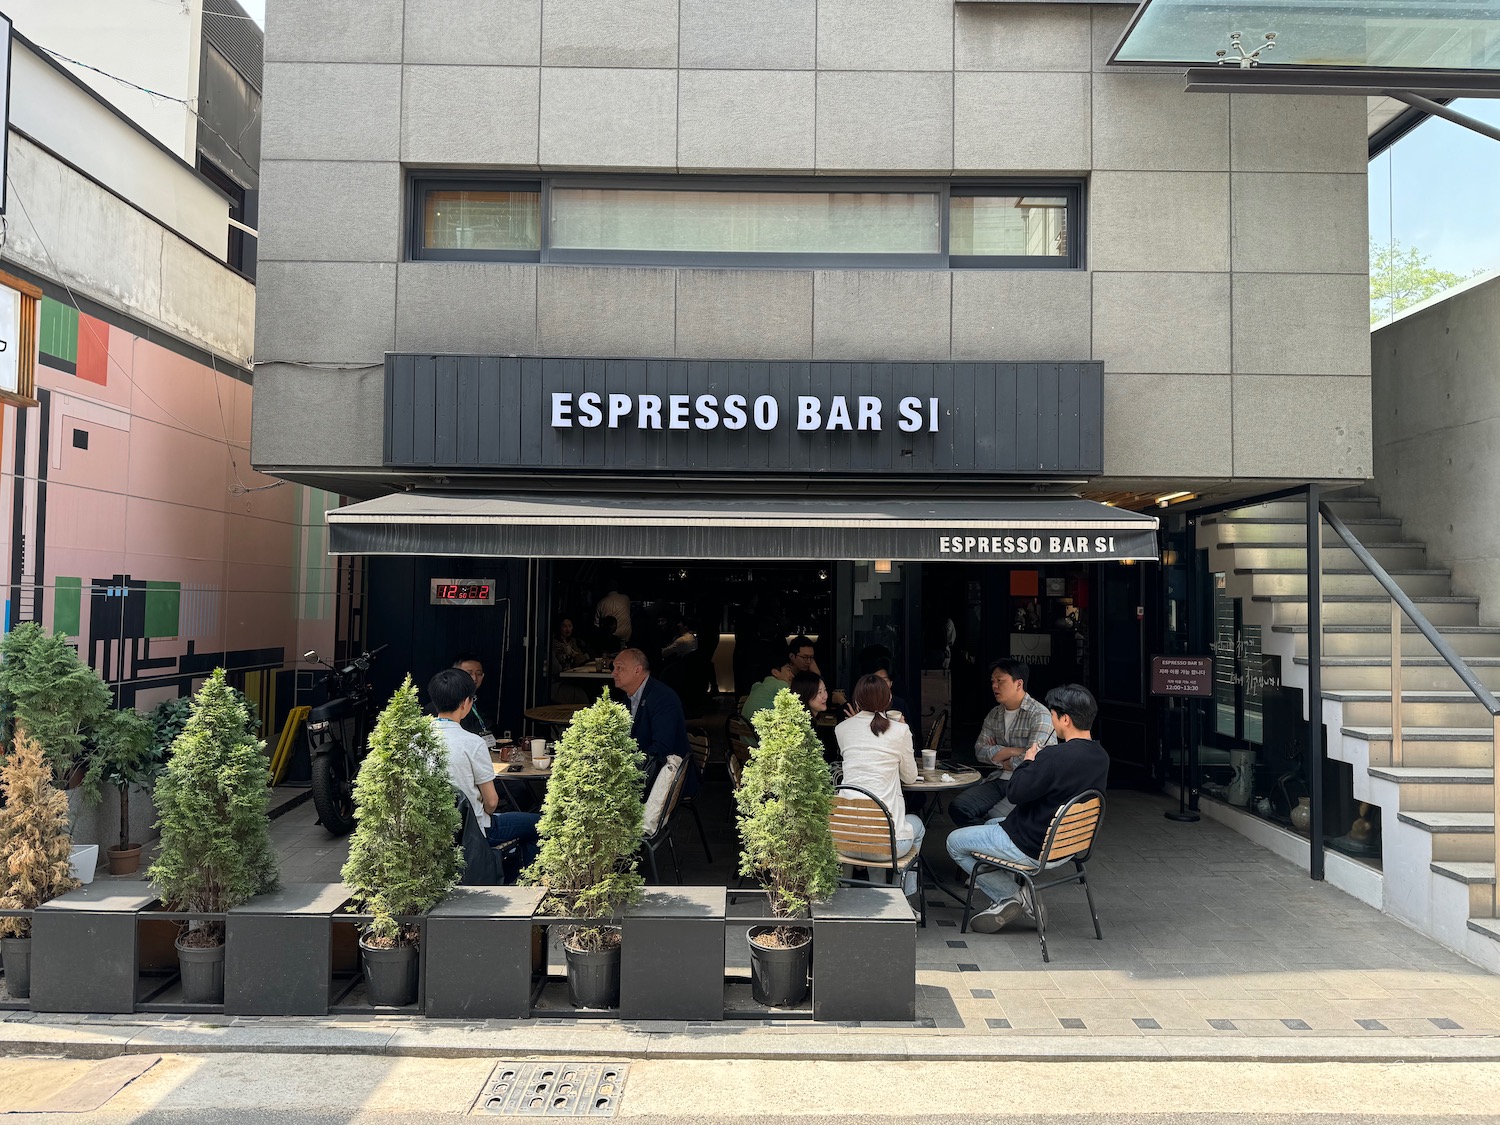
left=522, top=691, right=644, bottom=1010
left=147, top=670, right=279, bottom=1004
left=340, top=676, right=461, bottom=1008
left=0, top=728, right=81, bottom=999
left=738, top=689, right=839, bottom=1007
left=86, top=708, right=157, bottom=875
left=0, top=623, right=111, bottom=788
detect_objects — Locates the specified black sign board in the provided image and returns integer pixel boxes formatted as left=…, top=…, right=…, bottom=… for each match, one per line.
left=1150, top=655, right=1214, bottom=697
left=385, top=355, right=1104, bottom=478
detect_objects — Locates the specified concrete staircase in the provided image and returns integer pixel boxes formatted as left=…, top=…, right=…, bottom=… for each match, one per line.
left=1199, top=493, right=1500, bottom=971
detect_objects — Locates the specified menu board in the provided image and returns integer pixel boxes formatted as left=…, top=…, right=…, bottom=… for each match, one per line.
left=1213, top=576, right=1237, bottom=736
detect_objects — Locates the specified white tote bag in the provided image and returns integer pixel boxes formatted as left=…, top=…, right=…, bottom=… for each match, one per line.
left=642, top=754, right=684, bottom=836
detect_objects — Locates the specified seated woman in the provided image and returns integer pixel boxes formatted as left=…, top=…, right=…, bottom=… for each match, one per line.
left=550, top=616, right=590, bottom=675
left=834, top=673, right=922, bottom=895
left=790, top=670, right=837, bottom=761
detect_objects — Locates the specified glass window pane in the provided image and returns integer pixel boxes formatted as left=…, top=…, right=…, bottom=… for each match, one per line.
left=950, top=196, right=1068, bottom=257
left=423, top=189, right=540, bottom=251
left=549, top=188, right=942, bottom=255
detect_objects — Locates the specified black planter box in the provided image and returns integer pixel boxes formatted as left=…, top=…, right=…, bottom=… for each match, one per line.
left=425, top=885, right=545, bottom=1019
left=30, top=882, right=157, bottom=1013
left=811, top=887, right=916, bottom=1022
left=225, top=883, right=350, bottom=1016
left=621, top=887, right=726, bottom=1020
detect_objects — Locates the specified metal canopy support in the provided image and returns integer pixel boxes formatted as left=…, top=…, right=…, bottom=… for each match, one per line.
left=1180, top=67, right=1500, bottom=98
left=1390, top=92, right=1500, bottom=144
left=1306, top=485, right=1325, bottom=882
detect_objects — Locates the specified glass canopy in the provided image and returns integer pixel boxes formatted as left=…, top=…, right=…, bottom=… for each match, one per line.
left=1110, top=1, right=1500, bottom=72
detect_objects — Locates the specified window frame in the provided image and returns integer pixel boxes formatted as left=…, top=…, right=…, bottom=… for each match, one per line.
left=409, top=175, right=545, bottom=262
left=407, top=174, right=1085, bottom=270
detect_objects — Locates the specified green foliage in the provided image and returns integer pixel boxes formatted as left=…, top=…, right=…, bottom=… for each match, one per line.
left=1370, top=239, right=1482, bottom=323
left=738, top=689, right=839, bottom=919
left=340, top=676, right=462, bottom=944
left=522, top=690, right=644, bottom=932
left=0, top=623, right=113, bottom=779
left=147, top=669, right=279, bottom=939
left=146, top=690, right=260, bottom=763
left=0, top=728, right=81, bottom=937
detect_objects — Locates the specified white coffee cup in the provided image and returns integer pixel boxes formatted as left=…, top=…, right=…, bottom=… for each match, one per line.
left=529, top=737, right=546, bottom=759
left=921, top=749, right=937, bottom=772
left=887, top=709, right=903, bottom=723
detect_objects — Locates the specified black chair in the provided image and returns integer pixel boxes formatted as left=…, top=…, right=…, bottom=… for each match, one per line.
left=453, top=787, right=521, bottom=887
left=675, top=731, right=714, bottom=863
left=641, top=756, right=691, bottom=884
left=959, top=789, right=1106, bottom=962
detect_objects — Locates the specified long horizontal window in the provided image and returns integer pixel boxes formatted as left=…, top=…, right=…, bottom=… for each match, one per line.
left=410, top=178, right=1082, bottom=269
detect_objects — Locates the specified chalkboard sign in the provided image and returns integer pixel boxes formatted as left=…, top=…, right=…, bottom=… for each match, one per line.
left=1150, top=655, right=1213, bottom=697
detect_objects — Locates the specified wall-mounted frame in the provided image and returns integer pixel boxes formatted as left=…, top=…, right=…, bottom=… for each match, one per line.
left=0, top=269, right=42, bottom=409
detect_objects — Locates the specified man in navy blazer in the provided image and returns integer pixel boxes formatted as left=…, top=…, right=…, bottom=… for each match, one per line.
left=611, top=648, right=700, bottom=797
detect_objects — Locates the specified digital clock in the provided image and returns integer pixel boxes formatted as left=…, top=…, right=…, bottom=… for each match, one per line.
left=429, top=578, right=496, bottom=606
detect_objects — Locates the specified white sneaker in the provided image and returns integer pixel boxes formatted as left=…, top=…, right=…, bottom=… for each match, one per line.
left=902, top=869, right=919, bottom=897
left=1018, top=883, right=1047, bottom=928
left=968, top=899, right=1025, bottom=934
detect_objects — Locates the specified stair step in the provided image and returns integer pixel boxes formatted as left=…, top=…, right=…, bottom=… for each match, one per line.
left=1466, top=918, right=1500, bottom=941
left=1219, top=540, right=1423, bottom=551
left=1295, top=656, right=1500, bottom=667
left=1239, top=568, right=1451, bottom=577
left=1399, top=811, right=1495, bottom=833
left=1256, top=595, right=1478, bottom=605
left=1204, top=515, right=1401, bottom=526
left=1278, top=625, right=1500, bottom=636
left=1326, top=690, right=1488, bottom=703
left=1368, top=766, right=1493, bottom=784
left=1344, top=727, right=1495, bottom=743
left=1432, top=861, right=1496, bottom=885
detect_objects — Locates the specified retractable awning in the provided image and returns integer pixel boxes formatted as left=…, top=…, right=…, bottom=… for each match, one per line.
left=326, top=493, right=1160, bottom=563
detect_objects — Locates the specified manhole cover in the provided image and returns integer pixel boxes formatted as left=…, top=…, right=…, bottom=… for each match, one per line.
left=471, top=1062, right=628, bottom=1117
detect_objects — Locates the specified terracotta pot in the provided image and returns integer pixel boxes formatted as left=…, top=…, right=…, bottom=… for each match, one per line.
left=107, top=843, right=143, bottom=875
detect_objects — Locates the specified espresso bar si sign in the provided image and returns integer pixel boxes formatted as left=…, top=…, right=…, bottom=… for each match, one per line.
left=1150, top=656, right=1213, bottom=697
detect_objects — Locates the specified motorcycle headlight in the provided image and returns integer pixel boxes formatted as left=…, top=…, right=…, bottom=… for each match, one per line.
left=308, top=721, right=329, bottom=733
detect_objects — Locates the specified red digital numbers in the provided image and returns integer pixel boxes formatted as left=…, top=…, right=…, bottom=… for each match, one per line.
left=434, top=582, right=492, bottom=602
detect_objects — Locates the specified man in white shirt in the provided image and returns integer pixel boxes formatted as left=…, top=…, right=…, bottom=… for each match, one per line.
left=949, top=660, right=1057, bottom=828
left=429, top=668, right=539, bottom=880
left=595, top=586, right=632, bottom=645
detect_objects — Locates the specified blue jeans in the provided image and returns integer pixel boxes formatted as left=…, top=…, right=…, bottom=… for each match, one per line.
left=945, top=819, right=1034, bottom=908
left=486, top=813, right=541, bottom=881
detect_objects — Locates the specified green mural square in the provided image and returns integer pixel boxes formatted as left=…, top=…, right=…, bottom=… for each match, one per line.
left=144, top=581, right=182, bottom=639
left=40, top=298, right=79, bottom=365
left=53, top=577, right=82, bottom=637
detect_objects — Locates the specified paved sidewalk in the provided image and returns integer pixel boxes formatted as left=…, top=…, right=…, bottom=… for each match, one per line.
left=9, top=789, right=1500, bottom=1061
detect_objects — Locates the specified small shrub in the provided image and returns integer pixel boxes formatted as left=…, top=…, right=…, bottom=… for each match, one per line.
left=0, top=623, right=112, bottom=780
left=522, top=691, right=645, bottom=950
left=340, top=676, right=461, bottom=946
left=147, top=670, right=279, bottom=943
left=738, top=689, right=839, bottom=939
left=0, top=728, right=81, bottom=937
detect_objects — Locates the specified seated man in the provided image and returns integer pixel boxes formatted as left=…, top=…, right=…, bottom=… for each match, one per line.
left=430, top=668, right=539, bottom=882
left=789, top=634, right=820, bottom=677
left=742, top=650, right=796, bottom=725
left=949, top=660, right=1057, bottom=828
left=452, top=652, right=494, bottom=740
left=945, top=684, right=1109, bottom=933
left=612, top=648, right=700, bottom=797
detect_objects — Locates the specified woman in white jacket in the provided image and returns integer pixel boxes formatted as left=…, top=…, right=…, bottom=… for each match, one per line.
left=836, top=673, right=923, bottom=894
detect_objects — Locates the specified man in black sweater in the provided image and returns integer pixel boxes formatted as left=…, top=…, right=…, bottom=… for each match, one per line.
left=945, top=684, right=1109, bottom=934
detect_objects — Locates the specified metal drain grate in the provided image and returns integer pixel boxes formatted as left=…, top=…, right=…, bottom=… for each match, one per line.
left=471, top=1061, right=628, bottom=1117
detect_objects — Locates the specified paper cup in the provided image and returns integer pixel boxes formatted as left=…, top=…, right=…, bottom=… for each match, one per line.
left=921, top=749, right=937, bottom=772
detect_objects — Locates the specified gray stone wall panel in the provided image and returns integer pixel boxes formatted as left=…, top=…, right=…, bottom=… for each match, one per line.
left=541, top=0, right=679, bottom=68
left=954, top=72, right=1090, bottom=171
left=1103, top=373, right=1232, bottom=478
left=1232, top=375, right=1371, bottom=477
left=251, top=363, right=387, bottom=469
left=951, top=271, right=1091, bottom=363
left=395, top=263, right=539, bottom=354
left=679, top=0, right=816, bottom=69
left=1091, top=171, right=1230, bottom=273
left=678, top=71, right=816, bottom=172
left=540, top=68, right=678, bottom=169
left=1231, top=173, right=1368, bottom=275
left=674, top=269, right=814, bottom=360
left=1093, top=272, right=1231, bottom=375
left=403, top=66, right=541, bottom=166
left=1092, top=74, right=1229, bottom=172
left=817, top=0, right=953, bottom=71
left=1232, top=274, right=1371, bottom=376
left=403, top=0, right=543, bottom=66
left=255, top=261, right=396, bottom=365
left=1231, top=94, right=1368, bottom=174
left=257, top=161, right=402, bottom=263
left=956, top=3, right=1093, bottom=72
left=264, top=0, right=403, bottom=63
left=816, top=72, right=953, bottom=173
left=537, top=265, right=677, bottom=356
left=812, top=270, right=951, bottom=361
left=261, top=63, right=402, bottom=162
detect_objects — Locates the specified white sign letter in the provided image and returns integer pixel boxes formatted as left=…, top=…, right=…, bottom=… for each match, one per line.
left=668, top=394, right=691, bottom=430
left=898, top=396, right=923, bottom=432
left=577, top=391, right=603, bottom=428
left=722, top=394, right=748, bottom=430
left=826, top=396, right=852, bottom=431
left=694, top=395, right=720, bottom=430
left=550, top=393, right=573, bottom=428
left=858, top=396, right=881, bottom=431
left=608, top=393, right=632, bottom=428
left=798, top=396, right=822, bottom=431
left=639, top=395, right=663, bottom=429
left=753, top=395, right=779, bottom=430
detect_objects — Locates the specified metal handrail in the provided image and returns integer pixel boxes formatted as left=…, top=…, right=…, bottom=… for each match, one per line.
left=1320, top=503, right=1500, bottom=717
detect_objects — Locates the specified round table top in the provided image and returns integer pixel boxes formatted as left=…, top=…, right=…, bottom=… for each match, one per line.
left=903, top=767, right=984, bottom=792
left=492, top=756, right=552, bottom=780
left=523, top=704, right=586, bottom=726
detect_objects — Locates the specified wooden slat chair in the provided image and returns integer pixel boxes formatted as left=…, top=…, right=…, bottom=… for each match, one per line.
left=727, top=714, right=754, bottom=759
left=676, top=731, right=714, bottom=862
left=959, top=789, right=1105, bottom=962
left=642, top=756, right=692, bottom=885
left=829, top=785, right=927, bottom=928
left=923, top=709, right=948, bottom=754
left=725, top=753, right=753, bottom=903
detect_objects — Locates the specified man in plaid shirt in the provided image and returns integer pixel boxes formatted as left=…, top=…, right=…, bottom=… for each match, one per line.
left=949, top=659, right=1056, bottom=828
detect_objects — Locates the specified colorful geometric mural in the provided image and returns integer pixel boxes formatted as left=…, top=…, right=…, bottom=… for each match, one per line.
left=0, top=295, right=347, bottom=728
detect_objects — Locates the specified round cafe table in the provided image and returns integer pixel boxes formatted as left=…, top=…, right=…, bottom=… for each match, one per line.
left=523, top=704, right=585, bottom=732
left=901, top=766, right=984, bottom=906
left=492, top=758, right=553, bottom=781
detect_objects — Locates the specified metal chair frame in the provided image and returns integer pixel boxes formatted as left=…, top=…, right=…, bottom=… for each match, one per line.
left=675, top=731, right=715, bottom=863
left=959, top=789, right=1105, bottom=962
left=924, top=709, right=948, bottom=753
left=641, top=754, right=692, bottom=885
left=830, top=784, right=927, bottom=928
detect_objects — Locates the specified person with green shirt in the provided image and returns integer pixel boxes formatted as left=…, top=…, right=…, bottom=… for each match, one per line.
left=742, top=649, right=796, bottom=726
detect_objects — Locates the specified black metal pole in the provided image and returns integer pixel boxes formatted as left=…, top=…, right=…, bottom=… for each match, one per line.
left=1306, top=484, right=1325, bottom=881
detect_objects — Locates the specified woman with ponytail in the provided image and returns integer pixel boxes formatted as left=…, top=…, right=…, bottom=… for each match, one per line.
left=835, top=673, right=923, bottom=892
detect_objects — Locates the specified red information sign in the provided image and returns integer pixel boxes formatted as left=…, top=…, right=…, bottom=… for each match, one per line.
left=1150, top=655, right=1213, bottom=697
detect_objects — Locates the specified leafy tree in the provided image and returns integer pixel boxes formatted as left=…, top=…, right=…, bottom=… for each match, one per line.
left=0, top=728, right=81, bottom=938
left=147, top=669, right=279, bottom=943
left=1370, top=239, right=1480, bottom=323
left=522, top=690, right=644, bottom=950
left=0, top=623, right=113, bottom=779
left=146, top=690, right=260, bottom=764
left=738, top=689, right=839, bottom=937
left=341, top=676, right=461, bottom=946
left=90, top=707, right=157, bottom=852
